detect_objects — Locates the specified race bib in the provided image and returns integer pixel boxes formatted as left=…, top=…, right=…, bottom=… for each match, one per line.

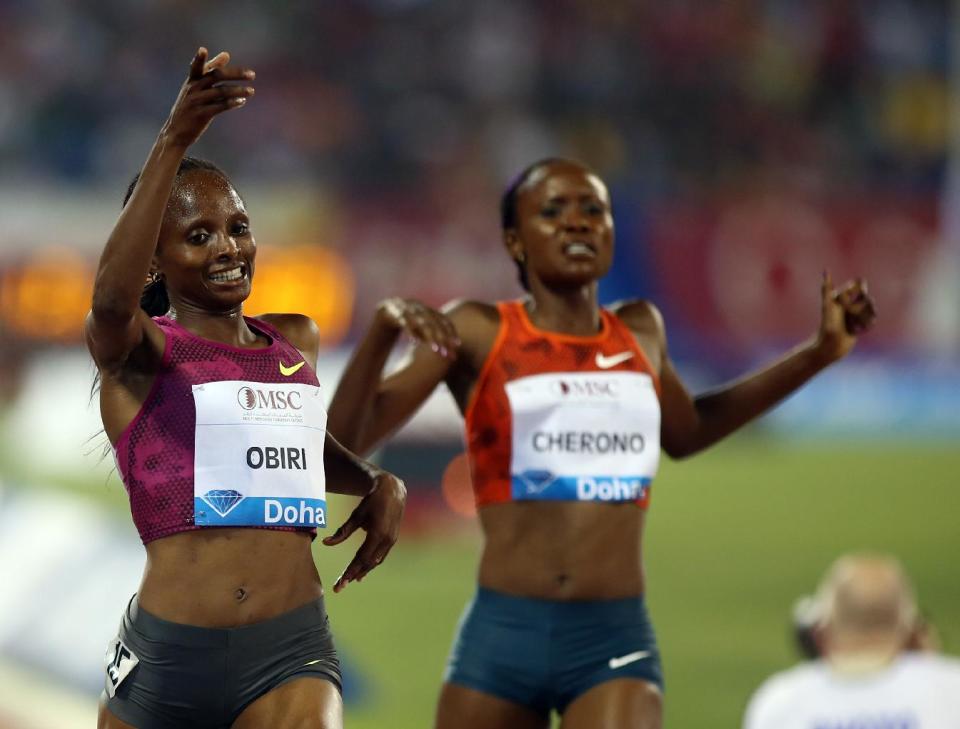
left=505, top=371, right=660, bottom=502
left=104, top=637, right=138, bottom=698
left=192, top=381, right=327, bottom=528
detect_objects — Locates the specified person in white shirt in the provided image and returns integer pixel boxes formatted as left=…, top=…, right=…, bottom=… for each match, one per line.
left=744, top=554, right=960, bottom=729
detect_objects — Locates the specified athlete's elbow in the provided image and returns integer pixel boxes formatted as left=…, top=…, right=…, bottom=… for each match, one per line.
left=325, top=419, right=357, bottom=453
left=329, top=422, right=377, bottom=458
left=663, top=442, right=694, bottom=460
left=661, top=435, right=708, bottom=460
left=349, top=433, right=380, bottom=459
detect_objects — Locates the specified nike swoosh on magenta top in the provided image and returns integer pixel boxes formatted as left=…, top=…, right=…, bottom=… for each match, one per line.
left=279, top=360, right=306, bottom=376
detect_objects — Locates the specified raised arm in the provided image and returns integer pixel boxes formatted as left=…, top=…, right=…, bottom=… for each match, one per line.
left=327, top=298, right=462, bottom=455
left=627, top=273, right=876, bottom=459
left=85, top=48, right=255, bottom=369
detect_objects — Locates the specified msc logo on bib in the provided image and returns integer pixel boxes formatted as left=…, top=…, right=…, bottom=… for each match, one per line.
left=237, top=387, right=303, bottom=411
left=553, top=379, right=619, bottom=398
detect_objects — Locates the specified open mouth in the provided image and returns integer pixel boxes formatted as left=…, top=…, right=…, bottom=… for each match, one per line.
left=562, top=241, right=597, bottom=259
left=209, top=264, right=247, bottom=283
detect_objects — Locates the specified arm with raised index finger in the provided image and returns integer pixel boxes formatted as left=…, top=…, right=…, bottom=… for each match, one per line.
left=326, top=298, right=461, bottom=455
left=86, top=48, right=255, bottom=369
left=620, top=273, right=877, bottom=459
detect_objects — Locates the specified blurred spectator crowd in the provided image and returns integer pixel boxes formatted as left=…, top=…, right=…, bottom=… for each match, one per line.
left=0, top=0, right=948, bottom=198
left=0, top=0, right=954, bottom=368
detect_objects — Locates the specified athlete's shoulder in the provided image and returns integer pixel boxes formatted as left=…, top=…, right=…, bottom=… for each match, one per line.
left=608, top=299, right=665, bottom=337
left=441, top=299, right=501, bottom=341
left=254, top=313, right=320, bottom=354
left=441, top=298, right=499, bottom=326
left=440, top=299, right=501, bottom=369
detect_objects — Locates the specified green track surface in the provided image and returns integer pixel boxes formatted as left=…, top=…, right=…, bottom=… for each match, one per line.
left=308, top=440, right=960, bottom=729
left=5, top=439, right=958, bottom=727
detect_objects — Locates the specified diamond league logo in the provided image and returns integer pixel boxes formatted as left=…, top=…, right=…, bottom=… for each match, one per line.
left=519, top=469, right=556, bottom=495
left=200, top=489, right=246, bottom=517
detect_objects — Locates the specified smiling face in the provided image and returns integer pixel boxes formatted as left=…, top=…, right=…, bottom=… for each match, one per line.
left=153, top=169, right=255, bottom=313
left=505, top=160, right=614, bottom=291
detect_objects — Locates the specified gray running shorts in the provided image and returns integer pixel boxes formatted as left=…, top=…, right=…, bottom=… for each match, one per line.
left=102, top=594, right=341, bottom=728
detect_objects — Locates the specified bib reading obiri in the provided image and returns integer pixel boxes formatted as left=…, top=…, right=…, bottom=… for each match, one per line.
left=193, top=380, right=327, bottom=528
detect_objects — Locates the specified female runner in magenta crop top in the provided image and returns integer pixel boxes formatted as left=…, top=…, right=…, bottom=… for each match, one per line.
left=326, top=158, right=876, bottom=729
left=87, top=48, right=405, bottom=729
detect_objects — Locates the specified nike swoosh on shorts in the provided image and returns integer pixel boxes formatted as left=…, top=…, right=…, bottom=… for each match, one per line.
left=595, top=351, right=635, bottom=369
left=279, top=360, right=306, bottom=376
left=608, top=650, right=651, bottom=669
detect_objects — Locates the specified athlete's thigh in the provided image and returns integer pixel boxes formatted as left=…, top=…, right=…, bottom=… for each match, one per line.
left=98, top=698, right=137, bottom=729
left=231, top=676, right=343, bottom=729
left=559, top=678, right=662, bottom=729
left=435, top=682, right=549, bottom=729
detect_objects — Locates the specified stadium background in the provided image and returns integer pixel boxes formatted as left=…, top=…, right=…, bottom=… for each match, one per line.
left=0, top=1, right=958, bottom=727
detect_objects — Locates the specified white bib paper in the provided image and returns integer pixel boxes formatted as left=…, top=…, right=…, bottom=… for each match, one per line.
left=104, top=637, right=138, bottom=698
left=192, top=380, right=327, bottom=528
left=505, top=371, right=660, bottom=502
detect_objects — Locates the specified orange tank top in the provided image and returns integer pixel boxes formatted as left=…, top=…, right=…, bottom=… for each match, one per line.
left=465, top=300, right=661, bottom=509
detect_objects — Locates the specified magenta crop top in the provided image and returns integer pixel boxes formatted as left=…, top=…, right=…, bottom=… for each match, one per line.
left=113, top=316, right=321, bottom=544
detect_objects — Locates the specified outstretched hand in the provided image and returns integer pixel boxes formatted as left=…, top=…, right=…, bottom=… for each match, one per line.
left=159, top=47, right=256, bottom=149
left=815, top=271, right=877, bottom=363
left=322, top=473, right=406, bottom=592
left=378, top=297, right=460, bottom=359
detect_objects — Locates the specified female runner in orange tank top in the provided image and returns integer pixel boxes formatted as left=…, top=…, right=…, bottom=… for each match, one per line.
left=327, top=158, right=876, bottom=729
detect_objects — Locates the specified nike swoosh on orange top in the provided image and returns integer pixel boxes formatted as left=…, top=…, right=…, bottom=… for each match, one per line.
left=595, top=351, right=635, bottom=369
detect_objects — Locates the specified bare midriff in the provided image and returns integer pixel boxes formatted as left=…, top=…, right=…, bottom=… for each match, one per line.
left=477, top=501, right=646, bottom=600
left=139, top=529, right=322, bottom=628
